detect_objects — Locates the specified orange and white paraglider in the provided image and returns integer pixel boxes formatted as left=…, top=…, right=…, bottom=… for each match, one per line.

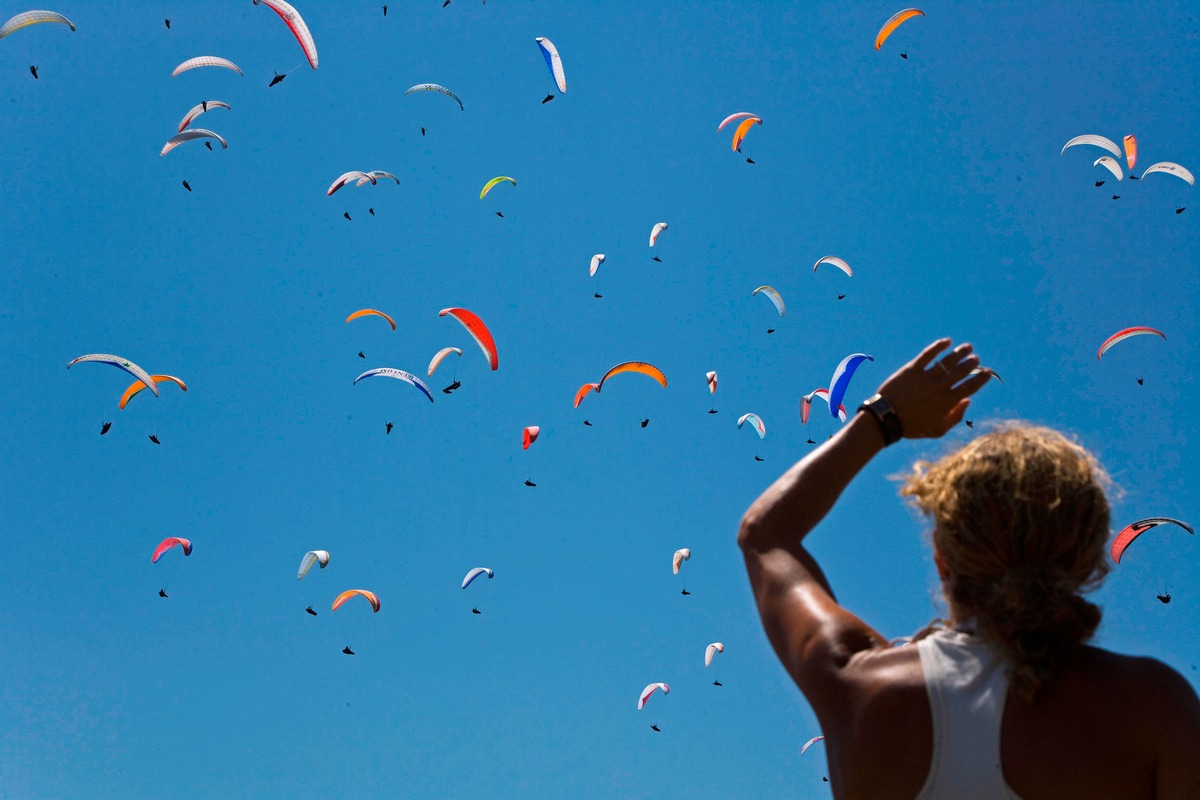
left=439, top=307, right=499, bottom=371
left=874, top=9, right=924, bottom=50
left=332, top=589, right=380, bottom=613
left=1097, top=327, right=1165, bottom=360
left=1111, top=518, right=1193, bottom=564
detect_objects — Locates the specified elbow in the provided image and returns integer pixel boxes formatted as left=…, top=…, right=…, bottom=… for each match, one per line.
left=737, top=510, right=761, bottom=551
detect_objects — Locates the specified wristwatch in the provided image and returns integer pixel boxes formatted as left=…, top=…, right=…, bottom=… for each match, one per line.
left=858, top=394, right=903, bottom=446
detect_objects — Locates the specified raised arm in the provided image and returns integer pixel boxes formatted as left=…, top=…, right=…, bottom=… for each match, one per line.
left=738, top=339, right=991, bottom=707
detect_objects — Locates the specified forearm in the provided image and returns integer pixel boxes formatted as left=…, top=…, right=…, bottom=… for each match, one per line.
left=738, top=411, right=885, bottom=551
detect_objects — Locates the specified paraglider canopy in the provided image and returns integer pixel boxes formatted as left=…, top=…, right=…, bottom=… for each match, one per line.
left=152, top=537, right=192, bottom=563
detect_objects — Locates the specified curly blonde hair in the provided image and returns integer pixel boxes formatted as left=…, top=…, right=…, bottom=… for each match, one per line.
left=900, top=424, right=1112, bottom=701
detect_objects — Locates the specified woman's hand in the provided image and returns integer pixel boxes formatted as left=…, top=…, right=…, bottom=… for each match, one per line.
left=875, top=338, right=993, bottom=439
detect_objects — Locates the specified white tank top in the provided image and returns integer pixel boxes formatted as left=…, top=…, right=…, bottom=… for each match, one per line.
left=914, top=625, right=1023, bottom=800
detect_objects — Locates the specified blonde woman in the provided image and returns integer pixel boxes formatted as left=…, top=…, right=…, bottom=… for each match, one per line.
left=739, top=338, right=1200, bottom=799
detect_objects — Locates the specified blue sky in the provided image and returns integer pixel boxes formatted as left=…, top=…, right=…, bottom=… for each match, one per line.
left=1, top=2, right=1197, bottom=797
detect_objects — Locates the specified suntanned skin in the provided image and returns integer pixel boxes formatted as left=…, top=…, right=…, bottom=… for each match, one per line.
left=739, top=338, right=1200, bottom=800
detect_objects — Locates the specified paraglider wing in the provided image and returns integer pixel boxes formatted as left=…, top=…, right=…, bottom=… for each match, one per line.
left=737, top=413, right=767, bottom=439
left=119, top=375, right=186, bottom=409
left=161, top=129, right=228, bottom=156
left=827, top=354, right=874, bottom=419
left=345, top=308, right=396, bottom=329
left=151, top=537, right=192, bottom=563
left=427, top=347, right=463, bottom=377
left=705, top=642, right=724, bottom=667
left=717, top=112, right=758, bottom=132
left=874, top=8, right=924, bottom=50
left=522, top=426, right=540, bottom=450
left=801, top=735, right=825, bottom=756
left=731, top=117, right=762, bottom=152
left=814, top=256, right=853, bottom=277
left=574, top=382, right=600, bottom=408
left=364, top=171, right=400, bottom=185
left=1060, top=135, right=1122, bottom=159
left=177, top=100, right=231, bottom=133
left=752, top=285, right=785, bottom=316
left=1123, top=135, right=1138, bottom=172
left=461, top=567, right=494, bottom=589
left=68, top=354, right=159, bottom=397
left=479, top=176, right=516, bottom=200
left=297, top=549, right=330, bottom=579
left=535, top=37, right=567, bottom=93
left=328, top=171, right=376, bottom=196
left=353, top=368, right=435, bottom=403
left=638, top=682, right=669, bottom=711
left=968, top=367, right=1003, bottom=384
left=589, top=254, right=605, bottom=277
left=649, top=222, right=668, bottom=247
left=1141, top=162, right=1195, bottom=186
left=672, top=548, right=691, bottom=575
left=1093, top=157, right=1124, bottom=182
left=801, top=388, right=848, bottom=424
left=706, top=371, right=718, bottom=394
left=332, top=589, right=380, bottom=613
left=172, top=56, right=244, bottom=77
left=0, top=10, right=75, bottom=39
left=403, top=83, right=464, bottom=110
left=439, top=307, right=499, bottom=371
left=252, top=0, right=318, bottom=69
left=1111, top=518, right=1194, bottom=564
left=1096, top=327, right=1166, bottom=360
left=597, top=362, right=668, bottom=392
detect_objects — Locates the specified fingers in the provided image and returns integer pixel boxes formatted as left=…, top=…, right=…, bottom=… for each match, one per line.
left=944, top=398, right=970, bottom=429
left=951, top=370, right=992, bottom=401
left=913, top=338, right=953, bottom=370
left=944, top=352, right=980, bottom=384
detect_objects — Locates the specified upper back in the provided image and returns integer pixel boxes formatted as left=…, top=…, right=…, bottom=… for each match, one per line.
left=825, top=642, right=1200, bottom=800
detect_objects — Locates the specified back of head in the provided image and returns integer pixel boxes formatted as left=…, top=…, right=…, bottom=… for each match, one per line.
left=901, top=423, right=1111, bottom=701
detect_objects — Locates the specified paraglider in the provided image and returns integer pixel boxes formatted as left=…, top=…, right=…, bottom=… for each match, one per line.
left=1123, top=135, right=1138, bottom=172
left=874, top=8, right=924, bottom=50
left=68, top=354, right=158, bottom=397
left=752, top=286, right=785, bottom=317
left=1061, top=135, right=1121, bottom=159
left=119, top=375, right=186, bottom=409
left=589, top=254, right=605, bottom=277
left=737, top=413, right=766, bottom=439
left=0, top=10, right=75, bottom=40
left=650, top=724, right=661, bottom=732
left=461, top=567, right=494, bottom=589
left=328, top=172, right=377, bottom=196
left=672, top=548, right=691, bottom=575
left=814, top=256, right=853, bottom=277
left=29, top=65, right=37, bottom=79
left=522, top=426, right=539, bottom=450
left=171, top=57, right=244, bottom=78
left=649, top=222, right=668, bottom=247
left=801, top=735, right=825, bottom=756
left=151, top=537, right=192, bottom=563
left=354, top=368, right=434, bottom=403
left=705, top=642, right=724, bottom=667
left=731, top=117, right=762, bottom=152
left=442, top=380, right=461, bottom=394
left=1094, top=157, right=1124, bottom=182
left=479, top=176, right=516, bottom=200
left=574, top=383, right=599, bottom=408
left=100, top=422, right=111, bottom=435
left=159, top=588, right=169, bottom=598
left=297, top=550, right=330, bottom=580
left=535, top=37, right=566, bottom=94
left=827, top=354, right=874, bottom=418
left=706, top=371, right=717, bottom=394
left=640, top=418, right=650, bottom=428
left=1141, top=162, right=1195, bottom=185
left=251, top=0, right=319, bottom=70
left=1097, top=327, right=1165, bottom=360
left=182, top=180, right=192, bottom=192
left=439, top=307, right=499, bottom=371
left=148, top=434, right=161, bottom=444
left=427, top=347, right=462, bottom=377
left=161, top=129, right=228, bottom=156
left=801, top=388, right=848, bottom=424
left=1110, top=518, right=1193, bottom=564
left=268, top=72, right=287, bottom=87
left=637, top=682, right=669, bottom=711
left=717, top=112, right=758, bottom=132
left=342, top=646, right=355, bottom=655
left=332, top=589, right=380, bottom=613
left=306, top=606, right=317, bottom=615
left=597, top=362, right=668, bottom=393
left=404, top=83, right=464, bottom=111
left=385, top=422, right=393, bottom=434
left=345, top=308, right=396, bottom=329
